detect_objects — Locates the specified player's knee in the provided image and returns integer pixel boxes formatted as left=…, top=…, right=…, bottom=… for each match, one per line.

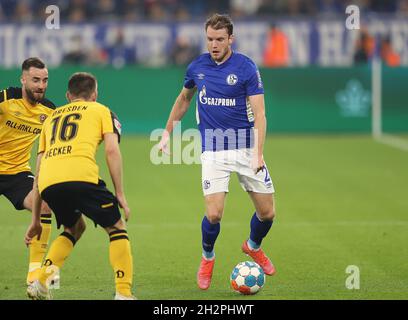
left=113, top=218, right=127, bottom=230
left=258, top=207, right=275, bottom=221
left=206, top=210, right=223, bottom=224
left=75, top=218, right=86, bottom=239
left=66, top=218, right=86, bottom=241
left=105, top=218, right=127, bottom=234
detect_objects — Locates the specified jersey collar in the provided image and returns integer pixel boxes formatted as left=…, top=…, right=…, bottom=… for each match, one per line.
left=210, top=50, right=234, bottom=66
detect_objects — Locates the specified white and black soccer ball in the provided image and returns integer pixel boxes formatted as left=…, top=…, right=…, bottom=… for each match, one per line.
left=230, top=261, right=265, bottom=295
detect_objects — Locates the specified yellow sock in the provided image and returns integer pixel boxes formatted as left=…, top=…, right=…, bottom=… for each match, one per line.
left=27, top=214, right=52, bottom=278
left=109, top=230, right=133, bottom=297
left=38, top=232, right=75, bottom=287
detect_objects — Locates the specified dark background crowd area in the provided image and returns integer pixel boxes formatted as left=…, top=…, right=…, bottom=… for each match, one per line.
left=0, top=0, right=405, bottom=23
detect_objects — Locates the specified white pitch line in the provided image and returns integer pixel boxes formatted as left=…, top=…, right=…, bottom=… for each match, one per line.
left=130, top=221, right=408, bottom=228
left=375, top=134, right=408, bottom=152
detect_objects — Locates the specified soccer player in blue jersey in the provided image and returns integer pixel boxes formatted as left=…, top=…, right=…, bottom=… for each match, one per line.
left=160, top=13, right=276, bottom=290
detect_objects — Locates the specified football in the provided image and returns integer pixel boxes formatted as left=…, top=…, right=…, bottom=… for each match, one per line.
left=230, top=261, right=265, bottom=295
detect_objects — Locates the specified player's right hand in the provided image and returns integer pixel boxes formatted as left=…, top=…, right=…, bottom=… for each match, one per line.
left=252, top=153, right=266, bottom=174
left=117, top=193, right=131, bottom=222
left=24, top=222, right=42, bottom=247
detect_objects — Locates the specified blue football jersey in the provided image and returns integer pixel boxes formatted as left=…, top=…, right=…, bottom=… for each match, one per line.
left=184, top=52, right=264, bottom=152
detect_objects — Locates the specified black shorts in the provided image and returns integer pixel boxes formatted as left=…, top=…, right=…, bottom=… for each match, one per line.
left=41, top=180, right=122, bottom=229
left=0, top=171, right=34, bottom=210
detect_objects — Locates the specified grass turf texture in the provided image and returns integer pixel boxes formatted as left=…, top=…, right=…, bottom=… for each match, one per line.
left=0, top=135, right=407, bottom=300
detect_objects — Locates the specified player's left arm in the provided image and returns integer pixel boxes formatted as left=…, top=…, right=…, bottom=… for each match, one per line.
left=24, top=152, right=44, bottom=246
left=104, top=133, right=130, bottom=222
left=248, top=94, right=267, bottom=173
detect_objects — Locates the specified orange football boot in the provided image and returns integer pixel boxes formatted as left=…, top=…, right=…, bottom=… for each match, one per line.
left=197, top=256, right=215, bottom=290
left=242, top=240, right=276, bottom=276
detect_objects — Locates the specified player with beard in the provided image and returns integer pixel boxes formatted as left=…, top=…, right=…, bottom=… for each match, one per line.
left=0, top=57, right=58, bottom=285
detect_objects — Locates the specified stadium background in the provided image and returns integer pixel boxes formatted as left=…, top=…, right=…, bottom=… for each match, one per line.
left=0, top=0, right=407, bottom=300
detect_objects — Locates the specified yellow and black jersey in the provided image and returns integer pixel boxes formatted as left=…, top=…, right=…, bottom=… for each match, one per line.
left=0, top=87, right=55, bottom=175
left=38, top=100, right=121, bottom=193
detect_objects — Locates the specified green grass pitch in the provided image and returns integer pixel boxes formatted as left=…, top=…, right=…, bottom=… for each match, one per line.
left=0, top=135, right=407, bottom=300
